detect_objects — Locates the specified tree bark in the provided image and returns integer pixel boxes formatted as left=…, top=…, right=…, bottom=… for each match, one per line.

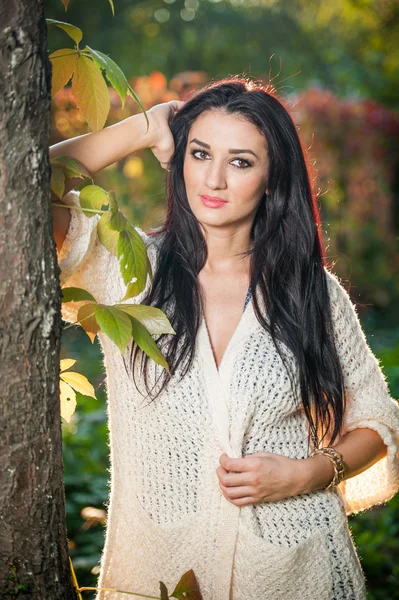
left=0, top=1, right=75, bottom=598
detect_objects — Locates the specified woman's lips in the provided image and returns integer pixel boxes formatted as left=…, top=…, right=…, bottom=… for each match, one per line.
left=200, top=195, right=228, bottom=208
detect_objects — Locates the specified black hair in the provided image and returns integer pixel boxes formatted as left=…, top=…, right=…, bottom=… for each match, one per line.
left=128, top=77, right=346, bottom=449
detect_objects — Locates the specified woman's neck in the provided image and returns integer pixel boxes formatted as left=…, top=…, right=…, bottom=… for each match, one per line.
left=201, top=224, right=253, bottom=275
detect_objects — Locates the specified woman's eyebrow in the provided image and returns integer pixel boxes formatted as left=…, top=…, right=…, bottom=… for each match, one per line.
left=189, top=137, right=258, bottom=158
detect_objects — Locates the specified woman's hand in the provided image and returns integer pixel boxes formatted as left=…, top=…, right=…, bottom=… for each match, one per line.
left=216, top=452, right=308, bottom=506
left=147, top=100, right=185, bottom=170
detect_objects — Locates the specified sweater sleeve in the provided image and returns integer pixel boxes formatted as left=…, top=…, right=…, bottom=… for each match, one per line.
left=57, top=190, right=156, bottom=324
left=325, top=269, right=399, bottom=515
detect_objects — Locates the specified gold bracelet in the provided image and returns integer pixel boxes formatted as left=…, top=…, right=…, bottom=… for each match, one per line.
left=309, top=447, right=346, bottom=491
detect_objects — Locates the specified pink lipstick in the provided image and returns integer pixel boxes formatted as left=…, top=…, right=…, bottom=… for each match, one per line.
left=200, top=195, right=228, bottom=208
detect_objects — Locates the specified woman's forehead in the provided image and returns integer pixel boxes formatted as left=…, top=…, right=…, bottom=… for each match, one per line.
left=188, top=110, right=267, bottom=154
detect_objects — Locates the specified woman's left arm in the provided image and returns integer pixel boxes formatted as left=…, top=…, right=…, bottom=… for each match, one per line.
left=297, top=427, right=388, bottom=495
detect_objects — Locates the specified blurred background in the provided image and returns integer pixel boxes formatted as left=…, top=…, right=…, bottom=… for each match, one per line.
left=45, top=0, right=399, bottom=597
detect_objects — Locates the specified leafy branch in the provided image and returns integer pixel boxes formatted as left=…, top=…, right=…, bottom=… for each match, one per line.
left=47, top=18, right=148, bottom=131
left=52, top=156, right=175, bottom=370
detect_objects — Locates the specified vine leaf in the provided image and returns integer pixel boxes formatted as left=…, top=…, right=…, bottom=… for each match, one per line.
left=160, top=581, right=169, bottom=600
left=116, top=304, right=175, bottom=335
left=59, top=359, right=96, bottom=422
left=127, top=82, right=149, bottom=131
left=62, top=287, right=96, bottom=303
left=51, top=164, right=66, bottom=199
left=60, top=371, right=96, bottom=398
left=129, top=316, right=169, bottom=371
left=77, top=303, right=100, bottom=343
left=97, top=212, right=119, bottom=256
left=60, top=380, right=76, bottom=423
left=79, top=184, right=109, bottom=216
left=60, top=358, right=76, bottom=371
left=51, top=155, right=92, bottom=182
left=117, top=229, right=147, bottom=292
left=49, top=48, right=78, bottom=97
left=72, top=55, right=110, bottom=131
left=46, top=18, right=83, bottom=46
left=171, top=570, right=203, bottom=599
left=95, top=305, right=132, bottom=353
left=86, top=46, right=128, bottom=108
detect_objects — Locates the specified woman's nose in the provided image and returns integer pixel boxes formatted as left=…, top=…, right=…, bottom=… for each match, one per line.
left=204, top=160, right=227, bottom=190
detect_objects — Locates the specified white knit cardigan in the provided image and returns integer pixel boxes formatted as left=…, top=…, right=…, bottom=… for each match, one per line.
left=58, top=192, right=399, bottom=600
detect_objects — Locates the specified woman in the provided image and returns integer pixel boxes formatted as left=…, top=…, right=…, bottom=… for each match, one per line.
left=52, top=79, right=399, bottom=600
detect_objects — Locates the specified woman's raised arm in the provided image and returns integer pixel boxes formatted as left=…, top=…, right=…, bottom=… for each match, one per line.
left=50, top=100, right=184, bottom=251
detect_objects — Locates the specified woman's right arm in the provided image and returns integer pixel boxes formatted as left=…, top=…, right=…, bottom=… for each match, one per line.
left=51, top=100, right=184, bottom=250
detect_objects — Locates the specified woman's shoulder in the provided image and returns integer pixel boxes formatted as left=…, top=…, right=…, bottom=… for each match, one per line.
left=323, top=266, right=352, bottom=306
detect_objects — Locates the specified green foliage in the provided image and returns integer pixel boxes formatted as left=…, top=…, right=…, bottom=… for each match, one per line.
left=62, top=288, right=96, bottom=303
left=47, top=18, right=148, bottom=131
left=94, top=305, right=132, bottom=353
left=47, top=18, right=83, bottom=46
left=86, top=46, right=128, bottom=108
left=51, top=156, right=92, bottom=199
left=50, top=155, right=174, bottom=366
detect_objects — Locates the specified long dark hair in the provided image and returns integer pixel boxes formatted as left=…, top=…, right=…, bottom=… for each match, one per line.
left=128, top=77, right=346, bottom=449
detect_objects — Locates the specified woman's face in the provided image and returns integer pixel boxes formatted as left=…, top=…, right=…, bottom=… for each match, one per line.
left=183, top=109, right=269, bottom=233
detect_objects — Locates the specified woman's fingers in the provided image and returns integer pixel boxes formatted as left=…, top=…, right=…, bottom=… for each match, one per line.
left=216, top=465, right=254, bottom=487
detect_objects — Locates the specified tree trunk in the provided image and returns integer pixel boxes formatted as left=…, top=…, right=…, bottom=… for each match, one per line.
left=0, top=1, right=75, bottom=598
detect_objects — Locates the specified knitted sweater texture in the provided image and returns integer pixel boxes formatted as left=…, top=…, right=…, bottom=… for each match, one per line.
left=58, top=192, right=399, bottom=600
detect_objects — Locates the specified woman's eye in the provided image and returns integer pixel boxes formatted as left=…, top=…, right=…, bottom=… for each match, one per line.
left=191, top=149, right=251, bottom=169
left=191, top=149, right=209, bottom=160
left=232, top=158, right=251, bottom=169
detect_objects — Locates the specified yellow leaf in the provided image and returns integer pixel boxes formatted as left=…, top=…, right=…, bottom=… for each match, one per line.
left=60, top=358, right=76, bottom=372
left=71, top=55, right=110, bottom=131
left=49, top=48, right=78, bottom=97
left=60, top=372, right=96, bottom=399
left=60, top=380, right=77, bottom=423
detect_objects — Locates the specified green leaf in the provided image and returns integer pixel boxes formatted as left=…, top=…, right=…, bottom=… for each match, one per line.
left=160, top=581, right=169, bottom=600
left=61, top=287, right=96, bottom=303
left=77, top=303, right=100, bottom=343
left=129, top=316, right=169, bottom=371
left=86, top=46, right=127, bottom=108
left=127, top=83, right=149, bottom=132
left=46, top=18, right=83, bottom=46
left=51, top=164, right=65, bottom=199
left=109, top=209, right=128, bottom=232
left=51, top=155, right=92, bottom=181
left=108, top=0, right=115, bottom=16
left=115, top=304, right=175, bottom=335
left=171, top=569, right=203, bottom=599
left=79, top=184, right=109, bottom=216
left=71, top=55, right=110, bottom=131
left=95, top=305, right=132, bottom=353
left=97, top=212, right=120, bottom=256
left=49, top=48, right=78, bottom=97
left=107, top=190, right=119, bottom=213
left=117, top=229, right=148, bottom=291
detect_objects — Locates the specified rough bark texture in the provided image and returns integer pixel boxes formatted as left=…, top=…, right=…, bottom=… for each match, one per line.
left=0, top=1, right=75, bottom=598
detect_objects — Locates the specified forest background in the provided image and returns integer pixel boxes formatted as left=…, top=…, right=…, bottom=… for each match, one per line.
left=45, top=0, right=399, bottom=598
